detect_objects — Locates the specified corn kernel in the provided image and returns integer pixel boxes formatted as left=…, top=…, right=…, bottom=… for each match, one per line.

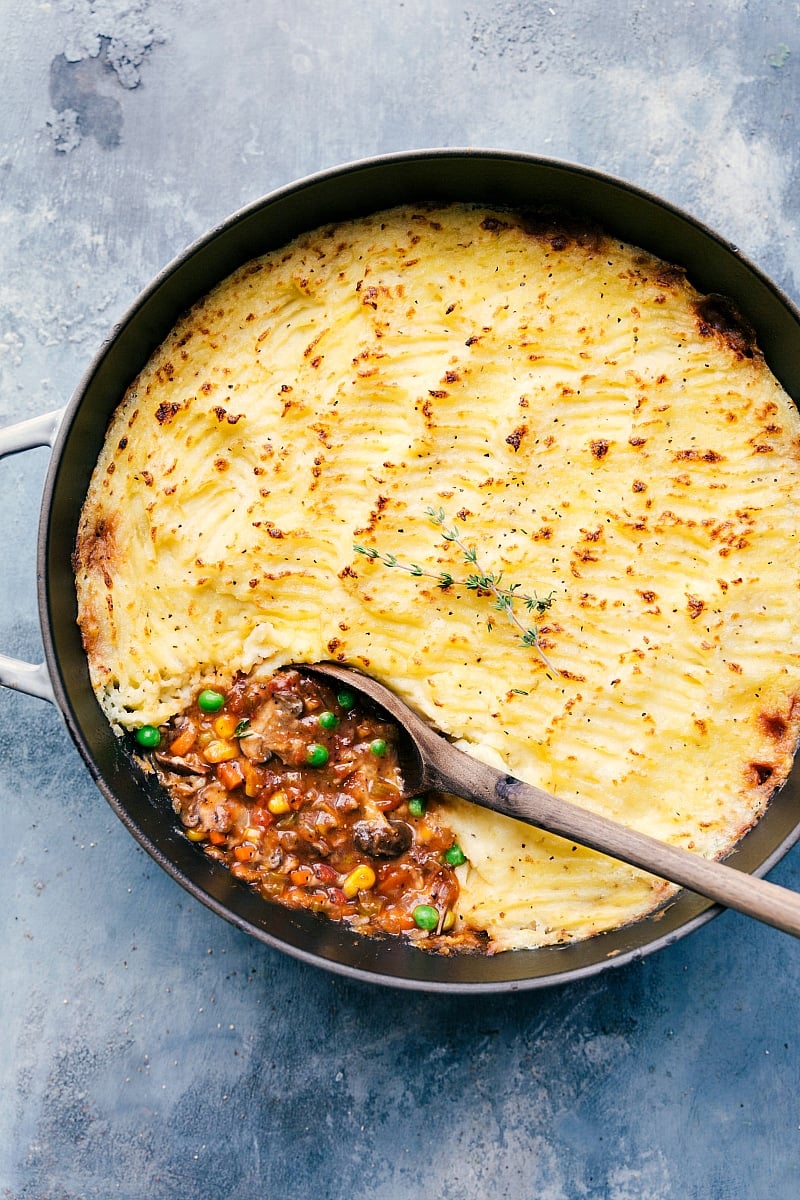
left=441, top=909, right=456, bottom=932
left=213, top=713, right=239, bottom=739
left=243, top=826, right=263, bottom=842
left=342, top=864, right=377, bottom=898
left=267, top=790, right=291, bottom=815
left=203, top=738, right=238, bottom=763
left=185, top=827, right=206, bottom=842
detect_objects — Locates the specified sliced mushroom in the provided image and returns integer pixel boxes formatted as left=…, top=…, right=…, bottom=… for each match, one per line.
left=353, top=819, right=413, bottom=859
left=274, top=690, right=304, bottom=718
left=244, top=696, right=310, bottom=765
left=262, top=845, right=284, bottom=871
left=167, top=775, right=207, bottom=816
left=239, top=732, right=273, bottom=763
left=154, top=749, right=211, bottom=777
left=195, top=782, right=246, bottom=834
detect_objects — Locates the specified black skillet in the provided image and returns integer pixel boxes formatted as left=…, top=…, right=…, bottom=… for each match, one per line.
left=2, top=149, right=800, bottom=992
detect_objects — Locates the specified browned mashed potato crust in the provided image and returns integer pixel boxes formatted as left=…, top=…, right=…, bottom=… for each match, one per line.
left=74, top=203, right=800, bottom=952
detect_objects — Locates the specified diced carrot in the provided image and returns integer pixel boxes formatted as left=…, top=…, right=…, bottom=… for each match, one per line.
left=208, top=830, right=227, bottom=845
left=216, top=759, right=245, bottom=791
left=234, top=844, right=256, bottom=862
left=290, top=866, right=316, bottom=887
left=169, top=724, right=197, bottom=757
left=379, top=909, right=417, bottom=932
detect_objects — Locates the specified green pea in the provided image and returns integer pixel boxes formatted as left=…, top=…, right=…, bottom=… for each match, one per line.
left=306, top=743, right=329, bottom=767
left=318, top=711, right=339, bottom=730
left=369, top=738, right=388, bottom=756
left=135, top=725, right=161, bottom=749
left=443, top=843, right=467, bottom=867
left=198, top=688, right=225, bottom=713
left=413, top=904, right=440, bottom=932
left=408, top=796, right=426, bottom=817
left=337, top=690, right=355, bottom=711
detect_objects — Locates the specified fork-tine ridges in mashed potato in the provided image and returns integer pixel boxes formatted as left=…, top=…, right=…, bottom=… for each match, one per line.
left=74, top=204, right=800, bottom=951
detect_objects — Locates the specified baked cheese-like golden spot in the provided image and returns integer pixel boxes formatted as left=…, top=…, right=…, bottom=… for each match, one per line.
left=75, top=204, right=800, bottom=951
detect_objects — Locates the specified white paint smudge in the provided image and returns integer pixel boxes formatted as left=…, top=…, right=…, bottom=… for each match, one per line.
left=57, top=0, right=163, bottom=87
left=46, top=106, right=82, bottom=152
left=47, top=0, right=165, bottom=150
left=608, top=1150, right=672, bottom=1200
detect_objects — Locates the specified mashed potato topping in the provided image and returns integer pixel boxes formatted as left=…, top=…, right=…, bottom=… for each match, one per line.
left=74, top=203, right=800, bottom=951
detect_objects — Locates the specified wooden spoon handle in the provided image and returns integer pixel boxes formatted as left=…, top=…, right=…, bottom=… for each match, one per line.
left=431, top=745, right=800, bottom=939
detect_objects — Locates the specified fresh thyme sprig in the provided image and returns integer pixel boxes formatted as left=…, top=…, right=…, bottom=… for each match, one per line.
left=353, top=506, right=557, bottom=673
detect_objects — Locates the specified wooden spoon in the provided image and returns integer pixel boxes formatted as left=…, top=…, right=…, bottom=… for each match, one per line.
left=304, top=661, right=800, bottom=939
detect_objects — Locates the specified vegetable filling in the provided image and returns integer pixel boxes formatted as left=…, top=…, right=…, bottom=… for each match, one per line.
left=136, top=667, right=488, bottom=950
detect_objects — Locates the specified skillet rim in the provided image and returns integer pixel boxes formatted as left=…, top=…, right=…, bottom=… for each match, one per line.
left=36, top=147, right=800, bottom=992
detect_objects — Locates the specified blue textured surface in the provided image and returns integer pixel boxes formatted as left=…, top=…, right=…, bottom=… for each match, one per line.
left=2, top=3, right=800, bottom=1196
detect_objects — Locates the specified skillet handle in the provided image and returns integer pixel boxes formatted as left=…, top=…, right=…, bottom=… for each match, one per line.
left=0, top=408, right=66, bottom=704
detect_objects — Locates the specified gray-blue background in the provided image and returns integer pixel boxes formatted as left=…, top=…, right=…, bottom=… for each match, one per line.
left=2, top=3, right=799, bottom=1196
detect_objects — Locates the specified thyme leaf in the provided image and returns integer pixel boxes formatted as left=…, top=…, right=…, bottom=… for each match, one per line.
left=354, top=508, right=558, bottom=673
